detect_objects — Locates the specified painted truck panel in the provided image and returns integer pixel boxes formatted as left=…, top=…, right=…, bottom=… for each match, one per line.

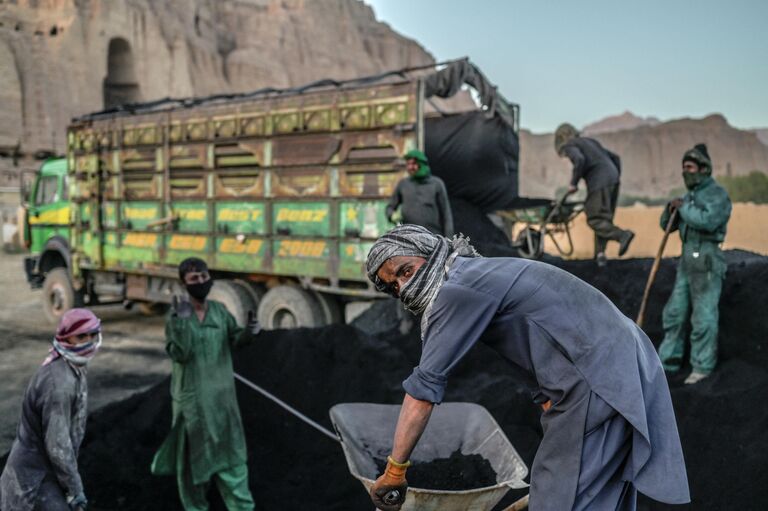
left=63, top=80, right=420, bottom=294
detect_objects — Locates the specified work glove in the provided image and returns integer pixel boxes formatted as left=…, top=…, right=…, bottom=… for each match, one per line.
left=370, top=456, right=410, bottom=511
left=171, top=295, right=193, bottom=319
left=246, top=311, right=262, bottom=335
left=67, top=492, right=88, bottom=510
left=668, top=198, right=684, bottom=211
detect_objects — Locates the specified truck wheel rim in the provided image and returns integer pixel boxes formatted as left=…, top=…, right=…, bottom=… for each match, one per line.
left=275, top=309, right=297, bottom=329
left=49, top=284, right=65, bottom=313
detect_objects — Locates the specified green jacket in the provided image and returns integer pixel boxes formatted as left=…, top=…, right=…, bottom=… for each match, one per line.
left=661, top=176, right=731, bottom=276
left=152, top=301, right=254, bottom=484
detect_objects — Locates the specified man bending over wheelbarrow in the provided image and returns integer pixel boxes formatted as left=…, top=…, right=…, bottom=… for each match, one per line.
left=365, top=224, right=689, bottom=511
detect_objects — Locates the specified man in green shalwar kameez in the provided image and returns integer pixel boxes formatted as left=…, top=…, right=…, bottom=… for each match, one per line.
left=152, top=257, right=261, bottom=510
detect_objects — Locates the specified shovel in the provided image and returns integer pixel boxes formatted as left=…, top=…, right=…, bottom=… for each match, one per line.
left=636, top=209, right=678, bottom=328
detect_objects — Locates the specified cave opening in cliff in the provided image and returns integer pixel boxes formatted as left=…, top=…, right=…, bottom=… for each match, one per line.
left=103, top=37, right=141, bottom=109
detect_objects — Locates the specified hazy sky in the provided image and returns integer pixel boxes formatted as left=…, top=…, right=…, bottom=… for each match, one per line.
left=365, top=0, right=768, bottom=133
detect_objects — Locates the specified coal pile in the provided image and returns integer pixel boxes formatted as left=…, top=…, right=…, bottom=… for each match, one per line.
left=374, top=451, right=497, bottom=491
left=4, top=203, right=766, bottom=510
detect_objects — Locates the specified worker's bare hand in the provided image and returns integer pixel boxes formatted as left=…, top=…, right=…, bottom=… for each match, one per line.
left=567, top=185, right=577, bottom=195
left=172, top=295, right=193, bottom=319
left=669, top=198, right=684, bottom=210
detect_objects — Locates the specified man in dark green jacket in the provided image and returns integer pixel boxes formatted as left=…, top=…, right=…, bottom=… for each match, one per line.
left=658, top=144, right=731, bottom=385
left=151, top=257, right=261, bottom=510
left=386, top=149, right=454, bottom=237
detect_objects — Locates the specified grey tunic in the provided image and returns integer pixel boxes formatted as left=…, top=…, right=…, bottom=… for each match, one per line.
left=562, top=137, right=620, bottom=191
left=386, top=176, right=454, bottom=237
left=0, top=358, right=88, bottom=511
left=404, top=257, right=689, bottom=510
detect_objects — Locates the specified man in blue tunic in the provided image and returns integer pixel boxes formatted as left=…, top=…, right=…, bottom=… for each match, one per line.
left=365, top=225, right=689, bottom=511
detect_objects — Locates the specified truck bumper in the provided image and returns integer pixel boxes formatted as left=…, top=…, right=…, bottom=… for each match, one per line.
left=24, top=256, right=44, bottom=288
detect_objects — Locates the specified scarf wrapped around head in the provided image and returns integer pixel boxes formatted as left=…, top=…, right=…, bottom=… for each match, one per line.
left=404, top=149, right=431, bottom=181
left=366, top=224, right=480, bottom=336
left=43, top=308, right=102, bottom=366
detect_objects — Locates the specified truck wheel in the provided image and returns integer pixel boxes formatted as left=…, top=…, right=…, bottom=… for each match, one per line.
left=138, top=302, right=170, bottom=316
left=42, top=268, right=81, bottom=324
left=312, top=291, right=343, bottom=325
left=258, top=286, right=324, bottom=330
left=209, top=280, right=256, bottom=327
left=233, top=279, right=266, bottom=310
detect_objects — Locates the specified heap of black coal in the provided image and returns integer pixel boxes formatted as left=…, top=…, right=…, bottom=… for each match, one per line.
left=374, top=450, right=498, bottom=491
left=5, top=200, right=765, bottom=511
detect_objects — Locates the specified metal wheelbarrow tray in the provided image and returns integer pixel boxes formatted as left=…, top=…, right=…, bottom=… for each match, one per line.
left=329, top=402, right=529, bottom=511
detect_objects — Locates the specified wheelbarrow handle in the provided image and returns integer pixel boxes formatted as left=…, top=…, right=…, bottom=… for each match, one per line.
left=382, top=489, right=402, bottom=505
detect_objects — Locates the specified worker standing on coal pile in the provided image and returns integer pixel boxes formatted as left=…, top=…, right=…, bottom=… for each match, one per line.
left=365, top=224, right=689, bottom=511
left=555, top=123, right=634, bottom=267
left=657, top=144, right=732, bottom=385
left=386, top=149, right=454, bottom=237
left=151, top=257, right=261, bottom=511
left=0, top=309, right=102, bottom=511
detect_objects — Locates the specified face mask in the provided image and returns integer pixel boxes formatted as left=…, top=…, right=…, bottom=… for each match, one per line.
left=683, top=171, right=705, bottom=190
left=186, top=279, right=213, bottom=301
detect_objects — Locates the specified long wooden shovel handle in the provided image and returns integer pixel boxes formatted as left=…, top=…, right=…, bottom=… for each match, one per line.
left=502, top=494, right=529, bottom=510
left=636, top=209, right=678, bottom=327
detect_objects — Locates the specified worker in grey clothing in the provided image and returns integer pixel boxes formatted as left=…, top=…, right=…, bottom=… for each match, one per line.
left=366, top=224, right=689, bottom=511
left=0, top=308, right=101, bottom=511
left=386, top=149, right=454, bottom=237
left=555, top=123, right=634, bottom=266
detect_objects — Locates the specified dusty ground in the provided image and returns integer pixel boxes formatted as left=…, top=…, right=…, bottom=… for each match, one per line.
left=0, top=252, right=169, bottom=453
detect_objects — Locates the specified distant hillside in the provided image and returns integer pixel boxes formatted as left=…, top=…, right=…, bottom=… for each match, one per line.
left=752, top=128, right=768, bottom=147
left=520, top=114, right=768, bottom=199
left=582, top=111, right=660, bottom=135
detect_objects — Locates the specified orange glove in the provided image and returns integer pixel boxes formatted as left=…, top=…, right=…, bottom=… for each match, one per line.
left=370, top=456, right=410, bottom=511
left=541, top=400, right=552, bottom=412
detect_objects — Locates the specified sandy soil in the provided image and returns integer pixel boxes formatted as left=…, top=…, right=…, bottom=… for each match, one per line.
left=0, top=252, right=170, bottom=453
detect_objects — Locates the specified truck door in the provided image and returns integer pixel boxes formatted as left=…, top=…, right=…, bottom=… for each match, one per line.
left=27, top=162, right=70, bottom=253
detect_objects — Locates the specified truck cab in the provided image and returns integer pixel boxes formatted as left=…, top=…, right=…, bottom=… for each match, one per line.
left=21, top=158, right=79, bottom=322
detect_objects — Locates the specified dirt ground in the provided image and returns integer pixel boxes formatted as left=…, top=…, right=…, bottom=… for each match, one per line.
left=0, top=252, right=170, bottom=453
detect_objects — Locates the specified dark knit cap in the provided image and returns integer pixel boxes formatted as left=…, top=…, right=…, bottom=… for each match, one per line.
left=682, top=143, right=712, bottom=173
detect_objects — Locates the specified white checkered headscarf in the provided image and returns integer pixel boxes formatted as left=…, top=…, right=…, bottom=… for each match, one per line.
left=366, top=224, right=479, bottom=336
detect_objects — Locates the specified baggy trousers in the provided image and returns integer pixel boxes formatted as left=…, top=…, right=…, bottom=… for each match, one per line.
left=658, top=263, right=723, bottom=374
left=573, top=392, right=637, bottom=511
left=176, top=429, right=255, bottom=511
left=584, top=184, right=626, bottom=255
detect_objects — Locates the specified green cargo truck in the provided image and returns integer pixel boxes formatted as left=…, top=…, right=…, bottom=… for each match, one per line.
left=21, top=60, right=519, bottom=327
left=23, top=76, right=423, bottom=328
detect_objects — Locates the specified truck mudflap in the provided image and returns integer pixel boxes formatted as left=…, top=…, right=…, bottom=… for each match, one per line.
left=24, top=255, right=43, bottom=288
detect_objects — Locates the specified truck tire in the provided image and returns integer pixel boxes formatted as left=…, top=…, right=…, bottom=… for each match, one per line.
left=208, top=280, right=256, bottom=327
left=258, top=286, right=324, bottom=330
left=41, top=267, right=81, bottom=324
left=233, top=279, right=266, bottom=310
left=312, top=291, right=343, bottom=325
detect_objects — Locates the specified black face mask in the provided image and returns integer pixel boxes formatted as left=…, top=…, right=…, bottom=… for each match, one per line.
left=186, top=279, right=213, bottom=301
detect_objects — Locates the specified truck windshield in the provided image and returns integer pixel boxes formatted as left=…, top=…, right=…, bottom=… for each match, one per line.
left=35, top=175, right=59, bottom=206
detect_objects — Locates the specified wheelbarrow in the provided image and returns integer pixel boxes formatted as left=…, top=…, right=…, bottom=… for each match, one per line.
left=235, top=374, right=530, bottom=511
left=495, top=191, right=585, bottom=259
left=330, top=402, right=529, bottom=511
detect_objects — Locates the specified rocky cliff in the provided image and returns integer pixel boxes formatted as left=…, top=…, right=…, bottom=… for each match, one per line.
left=581, top=110, right=660, bottom=136
left=520, top=114, right=768, bottom=199
left=0, top=0, right=433, bottom=187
